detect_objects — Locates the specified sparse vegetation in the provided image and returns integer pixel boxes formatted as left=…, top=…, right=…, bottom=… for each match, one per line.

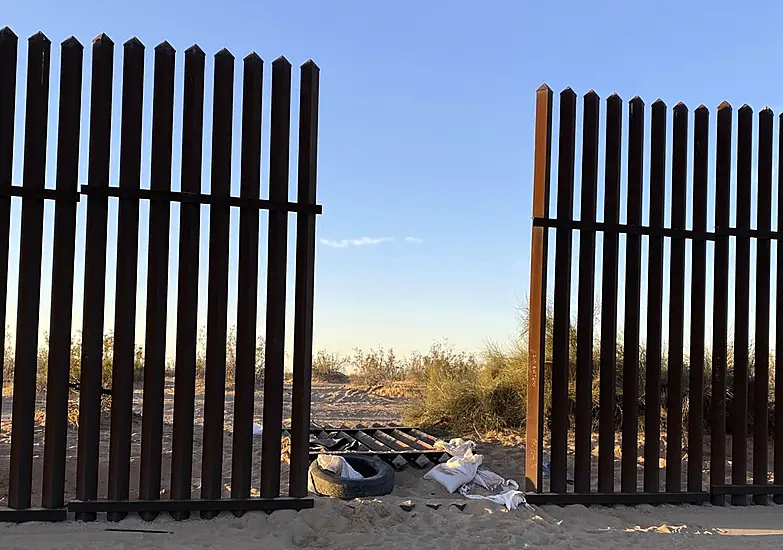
left=312, top=350, right=350, bottom=383
left=0, top=302, right=776, bottom=440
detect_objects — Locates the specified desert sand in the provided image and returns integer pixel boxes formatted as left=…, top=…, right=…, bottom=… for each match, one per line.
left=0, top=381, right=779, bottom=548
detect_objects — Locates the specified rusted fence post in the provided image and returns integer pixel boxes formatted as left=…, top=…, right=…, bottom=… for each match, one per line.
left=525, top=84, right=552, bottom=493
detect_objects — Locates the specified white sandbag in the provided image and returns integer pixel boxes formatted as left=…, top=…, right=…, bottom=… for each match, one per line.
left=423, top=447, right=482, bottom=493
left=425, top=438, right=533, bottom=510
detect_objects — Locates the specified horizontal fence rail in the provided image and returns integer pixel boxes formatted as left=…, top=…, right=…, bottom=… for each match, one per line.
left=526, top=83, right=783, bottom=506
left=0, top=27, right=321, bottom=521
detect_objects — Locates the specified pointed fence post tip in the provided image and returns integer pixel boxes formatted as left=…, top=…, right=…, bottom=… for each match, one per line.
left=244, top=51, right=262, bottom=63
left=584, top=89, right=599, bottom=100
left=629, top=95, right=644, bottom=105
left=607, top=92, right=623, bottom=103
left=739, top=103, right=753, bottom=112
left=717, top=100, right=732, bottom=111
left=155, top=40, right=175, bottom=54
left=92, top=32, right=113, bottom=45
left=652, top=98, right=666, bottom=108
left=760, top=106, right=774, bottom=115
left=273, top=55, right=291, bottom=66
left=674, top=101, right=688, bottom=112
left=215, top=47, right=234, bottom=59
left=536, top=83, right=551, bottom=93
left=61, top=36, right=83, bottom=49
left=0, top=26, right=17, bottom=39
left=301, top=59, right=319, bottom=70
left=695, top=104, right=709, bottom=113
left=560, top=86, right=576, bottom=97
left=185, top=44, right=205, bottom=56
left=124, top=36, right=145, bottom=49
left=29, top=31, right=50, bottom=43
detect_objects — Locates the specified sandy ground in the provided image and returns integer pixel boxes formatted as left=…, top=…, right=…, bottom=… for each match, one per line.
left=0, top=381, right=780, bottom=548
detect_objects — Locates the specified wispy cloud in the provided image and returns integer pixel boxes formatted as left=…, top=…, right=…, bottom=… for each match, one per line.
left=319, top=236, right=424, bottom=248
left=320, top=237, right=393, bottom=248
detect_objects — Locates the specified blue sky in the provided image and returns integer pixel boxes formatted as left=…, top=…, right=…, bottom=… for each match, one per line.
left=3, top=0, right=783, bottom=363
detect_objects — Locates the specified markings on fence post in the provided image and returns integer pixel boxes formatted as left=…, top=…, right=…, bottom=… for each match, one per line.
left=107, top=37, right=145, bottom=522
left=732, top=104, right=753, bottom=506
left=622, top=96, right=644, bottom=494
left=230, top=52, right=263, bottom=502
left=289, top=60, right=320, bottom=498
left=170, top=44, right=206, bottom=520
left=525, top=84, right=552, bottom=493
left=711, top=101, right=732, bottom=505
left=8, top=31, right=51, bottom=511
left=261, top=56, right=292, bottom=498
left=644, top=99, right=667, bottom=494
left=76, top=33, right=113, bottom=521
left=598, top=93, right=622, bottom=494
left=0, top=27, right=16, bottom=411
left=200, top=48, right=234, bottom=518
left=42, top=35, right=83, bottom=511
left=138, top=41, right=175, bottom=521
left=550, top=88, right=576, bottom=494
left=573, top=90, right=599, bottom=494
left=687, top=105, right=709, bottom=493
left=666, top=102, right=688, bottom=493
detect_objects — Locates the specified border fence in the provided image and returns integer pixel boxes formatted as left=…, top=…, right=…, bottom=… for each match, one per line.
left=526, top=84, right=783, bottom=506
left=0, top=27, right=320, bottom=521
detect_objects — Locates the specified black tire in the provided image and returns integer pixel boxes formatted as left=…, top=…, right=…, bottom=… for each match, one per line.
left=308, top=456, right=395, bottom=499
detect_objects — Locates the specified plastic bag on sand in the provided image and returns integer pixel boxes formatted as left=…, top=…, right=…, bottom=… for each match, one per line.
left=316, top=455, right=364, bottom=479
left=424, top=438, right=533, bottom=511
left=308, top=455, right=364, bottom=495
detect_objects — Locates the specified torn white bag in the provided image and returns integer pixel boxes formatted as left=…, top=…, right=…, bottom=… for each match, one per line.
left=424, top=438, right=533, bottom=511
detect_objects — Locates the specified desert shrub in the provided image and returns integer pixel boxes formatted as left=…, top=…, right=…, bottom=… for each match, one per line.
left=312, top=350, right=350, bottom=383
left=351, top=347, right=406, bottom=384
left=195, top=326, right=265, bottom=388
left=405, top=340, right=526, bottom=432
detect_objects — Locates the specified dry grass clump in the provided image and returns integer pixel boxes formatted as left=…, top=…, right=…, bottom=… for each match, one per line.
left=404, top=339, right=527, bottom=433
